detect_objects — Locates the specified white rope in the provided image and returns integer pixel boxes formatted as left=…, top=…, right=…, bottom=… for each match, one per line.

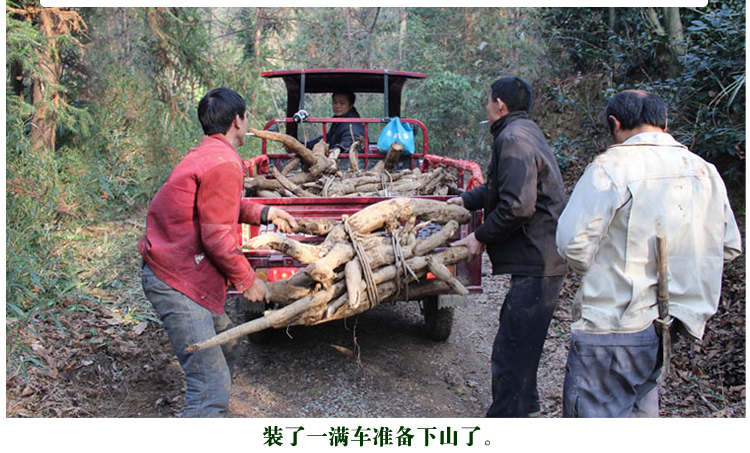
left=390, top=229, right=418, bottom=301
left=344, top=218, right=378, bottom=306
left=380, top=170, right=393, bottom=197
left=322, top=175, right=336, bottom=197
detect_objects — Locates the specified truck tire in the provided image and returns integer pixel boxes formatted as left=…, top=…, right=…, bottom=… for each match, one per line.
left=422, top=296, right=454, bottom=341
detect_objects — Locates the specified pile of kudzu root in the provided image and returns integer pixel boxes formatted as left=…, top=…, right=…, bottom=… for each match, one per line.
left=243, top=127, right=458, bottom=198
left=186, top=197, right=472, bottom=353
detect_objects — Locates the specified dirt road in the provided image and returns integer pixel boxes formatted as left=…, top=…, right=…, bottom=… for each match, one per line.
left=127, top=257, right=570, bottom=418
left=7, top=254, right=743, bottom=419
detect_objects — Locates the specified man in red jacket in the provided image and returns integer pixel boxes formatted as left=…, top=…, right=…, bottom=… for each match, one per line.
left=139, top=87, right=297, bottom=417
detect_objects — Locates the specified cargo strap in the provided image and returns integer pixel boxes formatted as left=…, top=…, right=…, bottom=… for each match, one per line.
left=344, top=218, right=378, bottom=306
left=391, top=231, right=418, bottom=300
left=655, top=234, right=673, bottom=384
left=322, top=175, right=336, bottom=197
left=380, top=171, right=393, bottom=197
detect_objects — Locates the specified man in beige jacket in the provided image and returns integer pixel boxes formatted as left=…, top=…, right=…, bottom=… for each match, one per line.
left=556, top=90, right=742, bottom=417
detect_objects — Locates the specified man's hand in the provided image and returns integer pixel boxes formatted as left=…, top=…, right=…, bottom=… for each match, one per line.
left=243, top=277, right=270, bottom=304
left=268, top=207, right=298, bottom=233
left=450, top=232, right=485, bottom=259
left=446, top=197, right=464, bottom=207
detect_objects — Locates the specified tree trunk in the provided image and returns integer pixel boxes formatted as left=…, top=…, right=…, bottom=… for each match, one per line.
left=9, top=60, right=25, bottom=100
left=663, top=7, right=686, bottom=56
left=254, top=8, right=264, bottom=63
left=398, top=8, right=408, bottom=62
left=30, top=9, right=63, bottom=155
left=644, top=7, right=684, bottom=78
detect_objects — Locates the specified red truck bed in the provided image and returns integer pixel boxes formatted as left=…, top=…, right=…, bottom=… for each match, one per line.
left=239, top=153, right=483, bottom=295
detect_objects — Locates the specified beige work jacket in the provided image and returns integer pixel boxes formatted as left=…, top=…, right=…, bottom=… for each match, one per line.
left=556, top=132, right=742, bottom=339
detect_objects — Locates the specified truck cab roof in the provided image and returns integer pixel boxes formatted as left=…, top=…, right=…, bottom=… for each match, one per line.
left=261, top=68, right=425, bottom=119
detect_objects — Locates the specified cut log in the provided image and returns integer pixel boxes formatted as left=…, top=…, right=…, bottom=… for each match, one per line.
left=248, top=127, right=318, bottom=168
left=427, top=256, right=469, bottom=296
left=268, top=271, right=317, bottom=305
left=412, top=220, right=459, bottom=256
left=304, top=242, right=355, bottom=287
left=256, top=190, right=282, bottom=198
left=269, top=165, right=316, bottom=197
left=344, top=258, right=364, bottom=309
left=280, top=156, right=301, bottom=176
left=314, top=247, right=468, bottom=323
left=346, top=197, right=470, bottom=234
left=300, top=246, right=469, bottom=326
left=186, top=244, right=469, bottom=352
left=295, top=218, right=336, bottom=236
left=247, top=127, right=338, bottom=178
left=320, top=280, right=455, bottom=324
left=243, top=232, right=326, bottom=264
left=244, top=173, right=314, bottom=193
left=348, top=136, right=364, bottom=171
left=383, top=141, right=404, bottom=173
left=245, top=160, right=458, bottom=198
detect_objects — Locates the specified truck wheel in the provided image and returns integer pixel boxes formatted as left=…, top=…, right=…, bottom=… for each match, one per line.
left=422, top=296, right=454, bottom=341
left=235, top=299, right=274, bottom=345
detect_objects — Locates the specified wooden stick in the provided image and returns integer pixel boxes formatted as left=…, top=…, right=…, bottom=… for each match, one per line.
left=427, top=256, right=469, bottom=295
left=348, top=136, right=364, bottom=172
left=185, top=284, right=339, bottom=353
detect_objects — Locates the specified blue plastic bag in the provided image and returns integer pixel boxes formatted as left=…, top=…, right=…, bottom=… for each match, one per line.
left=377, top=117, right=415, bottom=155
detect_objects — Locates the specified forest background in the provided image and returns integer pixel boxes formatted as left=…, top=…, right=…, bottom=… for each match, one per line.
left=4, top=3, right=746, bottom=418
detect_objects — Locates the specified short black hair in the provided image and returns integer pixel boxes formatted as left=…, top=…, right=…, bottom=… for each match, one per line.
left=332, top=91, right=356, bottom=105
left=490, top=77, right=533, bottom=112
left=605, top=90, right=667, bottom=135
left=198, top=87, right=247, bottom=136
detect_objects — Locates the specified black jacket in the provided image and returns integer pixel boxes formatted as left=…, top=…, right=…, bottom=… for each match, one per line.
left=306, top=107, right=365, bottom=151
left=461, top=111, right=567, bottom=277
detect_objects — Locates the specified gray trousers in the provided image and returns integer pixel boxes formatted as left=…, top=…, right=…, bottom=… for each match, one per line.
left=563, top=324, right=662, bottom=418
left=142, top=264, right=238, bottom=417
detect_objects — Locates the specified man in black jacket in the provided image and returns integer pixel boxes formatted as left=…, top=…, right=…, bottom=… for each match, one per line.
left=304, top=91, right=365, bottom=153
left=450, top=76, right=567, bottom=417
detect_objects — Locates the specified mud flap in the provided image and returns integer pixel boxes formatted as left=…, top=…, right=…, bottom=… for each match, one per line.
left=437, top=294, right=468, bottom=309
left=234, top=296, right=265, bottom=315
left=233, top=296, right=273, bottom=344
left=423, top=295, right=458, bottom=342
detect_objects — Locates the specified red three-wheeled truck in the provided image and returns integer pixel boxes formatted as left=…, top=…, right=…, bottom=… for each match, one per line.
left=234, top=69, right=484, bottom=342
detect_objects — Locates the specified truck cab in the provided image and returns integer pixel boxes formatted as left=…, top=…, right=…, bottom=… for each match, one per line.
left=259, top=68, right=427, bottom=170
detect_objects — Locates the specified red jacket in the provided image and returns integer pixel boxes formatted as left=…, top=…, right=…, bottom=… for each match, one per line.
left=138, top=134, right=265, bottom=313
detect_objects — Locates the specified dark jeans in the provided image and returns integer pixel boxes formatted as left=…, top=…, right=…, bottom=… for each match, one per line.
left=563, top=325, right=662, bottom=418
left=486, top=275, right=564, bottom=417
left=142, top=264, right=238, bottom=417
